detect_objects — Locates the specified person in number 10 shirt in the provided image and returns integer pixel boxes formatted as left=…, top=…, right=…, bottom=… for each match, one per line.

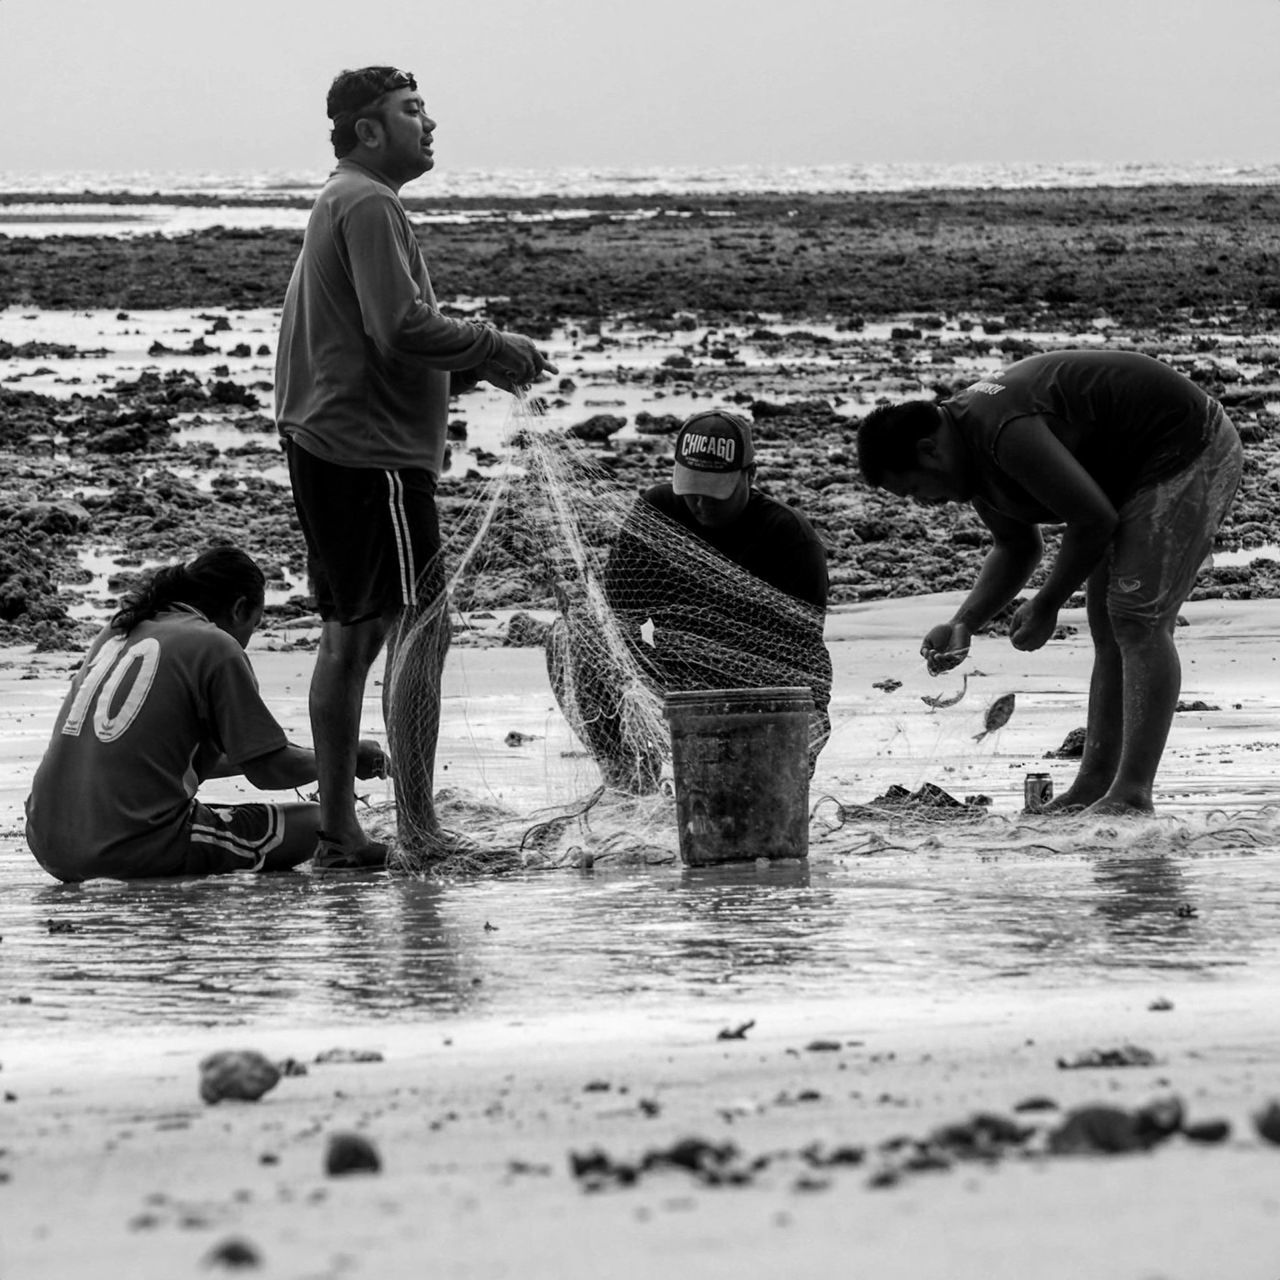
left=25, top=547, right=387, bottom=882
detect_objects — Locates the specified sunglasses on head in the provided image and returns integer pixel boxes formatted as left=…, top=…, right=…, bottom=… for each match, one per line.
left=374, top=69, right=416, bottom=95
left=340, top=69, right=418, bottom=117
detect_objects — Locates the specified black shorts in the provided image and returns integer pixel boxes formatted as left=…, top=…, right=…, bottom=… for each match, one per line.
left=286, top=439, right=444, bottom=625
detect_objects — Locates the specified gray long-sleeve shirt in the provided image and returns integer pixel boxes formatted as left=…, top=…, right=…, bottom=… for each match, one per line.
left=275, top=159, right=512, bottom=473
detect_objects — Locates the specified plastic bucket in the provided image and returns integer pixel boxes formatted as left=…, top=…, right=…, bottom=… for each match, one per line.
left=663, top=686, right=813, bottom=867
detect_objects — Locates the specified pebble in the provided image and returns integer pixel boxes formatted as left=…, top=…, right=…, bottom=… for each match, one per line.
left=325, top=1132, right=382, bottom=1176
left=198, top=1051, right=280, bottom=1105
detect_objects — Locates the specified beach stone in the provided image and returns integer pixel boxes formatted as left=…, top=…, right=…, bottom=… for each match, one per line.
left=1253, top=1100, right=1280, bottom=1144
left=633, top=410, right=681, bottom=436
left=1056, top=1044, right=1158, bottom=1070
left=504, top=612, right=549, bottom=647
left=325, top=1132, right=382, bottom=1176
left=1049, top=1105, right=1152, bottom=1154
left=1182, top=1119, right=1231, bottom=1144
left=566, top=413, right=625, bottom=442
left=198, top=1050, right=281, bottom=1104
left=14, top=500, right=92, bottom=536
left=1045, top=727, right=1087, bottom=758
left=314, top=1047, right=384, bottom=1064
left=203, top=1236, right=262, bottom=1269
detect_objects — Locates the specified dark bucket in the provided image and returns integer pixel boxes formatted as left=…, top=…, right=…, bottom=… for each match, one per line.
left=663, top=686, right=813, bottom=867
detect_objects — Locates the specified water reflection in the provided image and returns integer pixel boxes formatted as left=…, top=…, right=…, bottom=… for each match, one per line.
left=21, top=871, right=475, bottom=1026
left=1094, top=853, right=1190, bottom=936
left=667, top=860, right=831, bottom=976
left=4, top=835, right=1279, bottom=1038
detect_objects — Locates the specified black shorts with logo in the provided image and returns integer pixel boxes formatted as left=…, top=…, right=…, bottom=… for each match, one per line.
left=286, top=439, right=444, bottom=625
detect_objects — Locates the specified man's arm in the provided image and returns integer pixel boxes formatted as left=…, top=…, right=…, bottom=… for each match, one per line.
left=234, top=739, right=388, bottom=792
left=995, top=416, right=1118, bottom=612
left=345, top=197, right=553, bottom=384
left=995, top=416, right=1119, bottom=652
left=922, top=502, right=1042, bottom=673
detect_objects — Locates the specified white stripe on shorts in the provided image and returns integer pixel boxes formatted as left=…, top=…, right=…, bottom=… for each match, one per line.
left=384, top=471, right=417, bottom=608
left=190, top=807, right=285, bottom=872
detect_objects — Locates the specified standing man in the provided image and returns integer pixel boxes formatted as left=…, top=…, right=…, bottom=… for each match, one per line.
left=276, top=67, right=555, bottom=868
left=856, top=349, right=1242, bottom=816
left=546, top=409, right=833, bottom=792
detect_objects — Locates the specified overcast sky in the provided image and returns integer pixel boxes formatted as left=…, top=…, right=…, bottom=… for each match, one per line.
left=3, top=0, right=1279, bottom=177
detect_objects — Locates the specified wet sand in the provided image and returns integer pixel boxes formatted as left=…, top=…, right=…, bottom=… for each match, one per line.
left=5, top=597, right=1280, bottom=1277
left=5, top=988, right=1280, bottom=1280
left=4, top=188, right=1280, bottom=1276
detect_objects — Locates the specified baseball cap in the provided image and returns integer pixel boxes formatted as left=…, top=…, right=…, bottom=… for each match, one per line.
left=671, top=410, right=755, bottom=499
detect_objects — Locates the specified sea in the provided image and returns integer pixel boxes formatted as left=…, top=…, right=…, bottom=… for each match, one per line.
left=2, top=159, right=1279, bottom=238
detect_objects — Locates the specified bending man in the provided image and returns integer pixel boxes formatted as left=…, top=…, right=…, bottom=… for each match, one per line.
left=857, top=349, right=1242, bottom=816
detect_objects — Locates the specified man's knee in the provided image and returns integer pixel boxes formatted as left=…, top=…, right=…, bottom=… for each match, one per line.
left=1107, top=608, right=1170, bottom=649
left=320, top=616, right=391, bottom=673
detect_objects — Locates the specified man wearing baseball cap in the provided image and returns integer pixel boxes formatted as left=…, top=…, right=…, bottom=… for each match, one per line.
left=546, top=409, right=832, bottom=792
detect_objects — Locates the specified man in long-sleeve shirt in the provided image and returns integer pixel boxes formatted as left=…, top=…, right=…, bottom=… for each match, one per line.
left=276, top=66, right=555, bottom=868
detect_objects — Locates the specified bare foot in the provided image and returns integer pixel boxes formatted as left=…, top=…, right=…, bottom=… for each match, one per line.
left=1040, top=786, right=1102, bottom=815
left=1036, top=798, right=1087, bottom=817
left=1083, top=794, right=1154, bottom=817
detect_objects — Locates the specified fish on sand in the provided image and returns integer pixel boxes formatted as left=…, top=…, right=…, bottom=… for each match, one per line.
left=921, top=673, right=969, bottom=711
left=973, top=692, right=1016, bottom=741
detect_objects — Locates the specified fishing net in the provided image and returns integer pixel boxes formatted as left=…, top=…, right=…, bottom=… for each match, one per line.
left=380, top=397, right=833, bottom=875
left=374, top=397, right=1278, bottom=877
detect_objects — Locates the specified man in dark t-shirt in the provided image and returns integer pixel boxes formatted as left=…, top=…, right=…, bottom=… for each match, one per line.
left=547, top=409, right=833, bottom=793
left=857, top=349, right=1243, bottom=817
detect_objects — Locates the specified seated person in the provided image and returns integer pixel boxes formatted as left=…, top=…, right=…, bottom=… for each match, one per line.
left=25, top=546, right=387, bottom=881
left=546, top=409, right=832, bottom=792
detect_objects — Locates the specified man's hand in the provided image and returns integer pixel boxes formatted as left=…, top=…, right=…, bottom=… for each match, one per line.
left=1008, top=598, right=1059, bottom=652
left=921, top=621, right=971, bottom=676
left=355, top=738, right=392, bottom=780
left=481, top=334, right=558, bottom=394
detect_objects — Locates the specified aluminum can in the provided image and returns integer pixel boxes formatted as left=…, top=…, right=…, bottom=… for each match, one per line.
left=1024, top=772, right=1053, bottom=812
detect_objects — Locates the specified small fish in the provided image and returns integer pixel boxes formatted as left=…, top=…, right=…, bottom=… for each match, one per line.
left=921, top=673, right=969, bottom=710
left=973, top=692, right=1016, bottom=741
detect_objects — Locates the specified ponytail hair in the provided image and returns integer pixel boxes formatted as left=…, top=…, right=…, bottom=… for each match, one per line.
left=111, top=546, right=265, bottom=634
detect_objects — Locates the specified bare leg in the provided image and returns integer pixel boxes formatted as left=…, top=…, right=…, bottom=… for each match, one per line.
left=1045, top=565, right=1122, bottom=813
left=259, top=802, right=325, bottom=871
left=1085, top=615, right=1180, bottom=816
left=310, top=614, right=391, bottom=849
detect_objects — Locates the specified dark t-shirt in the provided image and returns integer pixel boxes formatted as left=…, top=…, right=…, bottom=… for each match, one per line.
left=25, top=606, right=288, bottom=877
left=624, top=484, right=829, bottom=609
left=943, top=350, right=1216, bottom=522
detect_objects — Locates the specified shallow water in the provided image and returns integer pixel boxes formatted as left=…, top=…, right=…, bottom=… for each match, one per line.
left=5, top=813, right=1279, bottom=1041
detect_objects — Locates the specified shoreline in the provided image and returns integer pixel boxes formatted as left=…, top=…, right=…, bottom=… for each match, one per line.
left=4, top=177, right=1280, bottom=205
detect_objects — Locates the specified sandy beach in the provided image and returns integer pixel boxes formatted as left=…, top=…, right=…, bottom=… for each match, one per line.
left=5, top=595, right=1280, bottom=1278
left=4, top=187, right=1280, bottom=1277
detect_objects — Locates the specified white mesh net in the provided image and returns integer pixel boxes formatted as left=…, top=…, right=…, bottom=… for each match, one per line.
left=379, top=398, right=833, bottom=875
left=369, top=396, right=1280, bottom=877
